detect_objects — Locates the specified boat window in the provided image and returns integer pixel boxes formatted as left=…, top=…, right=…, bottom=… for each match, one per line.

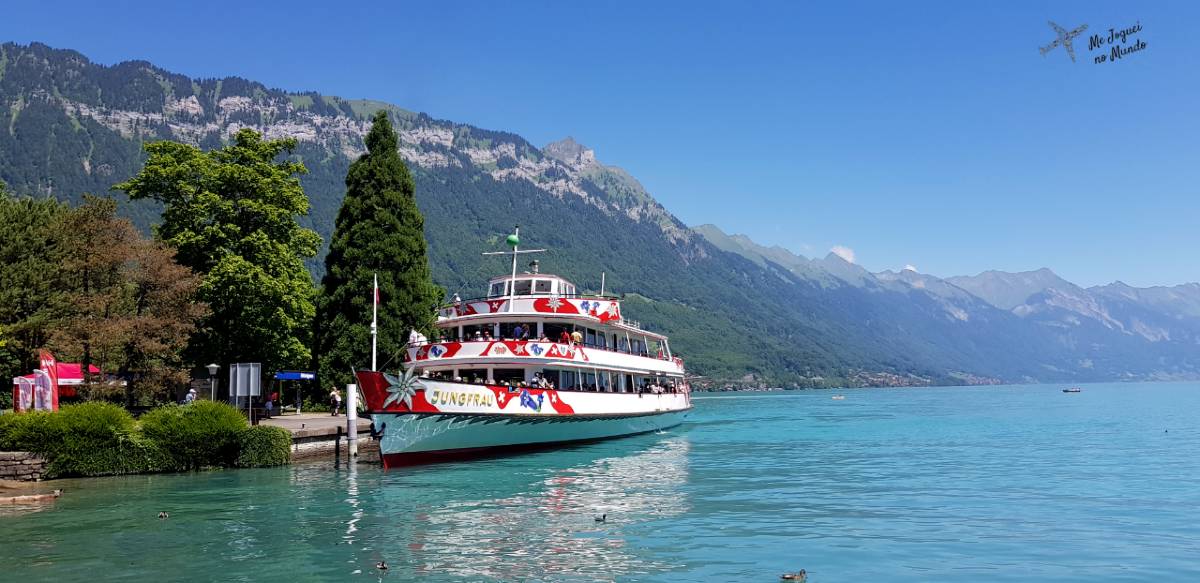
left=489, top=281, right=507, bottom=297
left=624, top=374, right=633, bottom=393
left=463, top=325, right=494, bottom=341
left=493, top=368, right=524, bottom=385
left=498, top=322, right=532, bottom=339
left=563, top=284, right=575, bottom=296
left=581, top=372, right=596, bottom=391
left=584, top=328, right=596, bottom=347
left=560, top=370, right=577, bottom=391
left=513, top=279, right=533, bottom=296
left=598, top=371, right=611, bottom=392
left=631, top=339, right=645, bottom=355
left=534, top=279, right=552, bottom=294
left=457, top=369, right=487, bottom=383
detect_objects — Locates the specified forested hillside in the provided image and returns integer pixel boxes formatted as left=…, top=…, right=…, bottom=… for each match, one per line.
left=3, top=41, right=1197, bottom=386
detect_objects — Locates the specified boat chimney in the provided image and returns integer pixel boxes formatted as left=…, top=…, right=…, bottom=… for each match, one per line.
left=529, top=259, right=540, bottom=274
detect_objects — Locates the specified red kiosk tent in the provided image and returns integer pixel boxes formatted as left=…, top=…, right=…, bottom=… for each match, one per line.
left=10, top=351, right=102, bottom=411
left=12, top=363, right=101, bottom=398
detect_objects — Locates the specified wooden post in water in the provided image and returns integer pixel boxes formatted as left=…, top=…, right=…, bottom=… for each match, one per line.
left=335, top=425, right=342, bottom=467
left=346, top=383, right=358, bottom=462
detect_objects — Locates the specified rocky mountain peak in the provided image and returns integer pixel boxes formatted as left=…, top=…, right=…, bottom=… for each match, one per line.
left=543, top=136, right=596, bottom=167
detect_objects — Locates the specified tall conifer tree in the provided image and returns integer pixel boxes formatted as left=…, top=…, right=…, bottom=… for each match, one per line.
left=316, top=111, right=444, bottom=385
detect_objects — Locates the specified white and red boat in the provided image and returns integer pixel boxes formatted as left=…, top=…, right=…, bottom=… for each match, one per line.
left=356, top=232, right=691, bottom=468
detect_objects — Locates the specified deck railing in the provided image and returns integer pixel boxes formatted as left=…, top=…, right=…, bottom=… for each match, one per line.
left=407, top=337, right=676, bottom=362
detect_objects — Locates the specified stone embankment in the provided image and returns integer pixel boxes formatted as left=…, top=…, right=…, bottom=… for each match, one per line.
left=0, top=452, right=47, bottom=481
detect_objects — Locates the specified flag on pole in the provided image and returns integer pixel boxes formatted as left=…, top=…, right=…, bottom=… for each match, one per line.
left=37, top=349, right=60, bottom=411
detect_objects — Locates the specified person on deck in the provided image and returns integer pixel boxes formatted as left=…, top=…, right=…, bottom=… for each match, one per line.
left=329, top=387, right=342, bottom=416
left=571, top=330, right=583, bottom=345
left=512, top=324, right=524, bottom=340
left=559, top=330, right=572, bottom=344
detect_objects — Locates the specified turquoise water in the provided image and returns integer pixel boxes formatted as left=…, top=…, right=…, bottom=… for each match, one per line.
left=3, top=382, right=1199, bottom=581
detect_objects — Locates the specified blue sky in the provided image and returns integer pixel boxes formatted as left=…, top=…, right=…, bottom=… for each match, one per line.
left=2, top=1, right=1195, bottom=286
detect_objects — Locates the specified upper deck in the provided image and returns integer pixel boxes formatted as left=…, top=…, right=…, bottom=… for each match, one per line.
left=437, top=272, right=663, bottom=339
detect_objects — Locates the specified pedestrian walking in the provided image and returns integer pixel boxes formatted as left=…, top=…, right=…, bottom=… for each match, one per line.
left=330, top=386, right=342, bottom=416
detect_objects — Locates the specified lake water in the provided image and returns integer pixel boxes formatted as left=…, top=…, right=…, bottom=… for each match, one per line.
left=3, top=382, right=1199, bottom=581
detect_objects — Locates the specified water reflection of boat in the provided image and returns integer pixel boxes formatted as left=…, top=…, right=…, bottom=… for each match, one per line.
left=379, top=437, right=691, bottom=580
left=1063, top=387, right=1082, bottom=393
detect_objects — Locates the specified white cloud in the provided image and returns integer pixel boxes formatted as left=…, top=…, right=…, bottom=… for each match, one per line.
left=903, top=264, right=918, bottom=272
left=830, top=245, right=856, bottom=263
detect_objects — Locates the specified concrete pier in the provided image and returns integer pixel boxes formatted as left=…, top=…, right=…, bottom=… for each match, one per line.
left=259, top=413, right=379, bottom=463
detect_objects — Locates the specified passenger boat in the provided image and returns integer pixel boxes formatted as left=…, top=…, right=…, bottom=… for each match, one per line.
left=355, top=231, right=692, bottom=468
left=1062, top=387, right=1082, bottom=393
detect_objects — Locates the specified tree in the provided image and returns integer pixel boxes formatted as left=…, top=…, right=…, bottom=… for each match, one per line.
left=0, top=184, right=68, bottom=397
left=116, top=129, right=321, bottom=375
left=315, top=111, right=444, bottom=386
left=49, top=196, right=206, bottom=405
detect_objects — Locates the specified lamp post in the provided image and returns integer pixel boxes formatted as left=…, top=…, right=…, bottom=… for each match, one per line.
left=206, top=363, right=220, bottom=401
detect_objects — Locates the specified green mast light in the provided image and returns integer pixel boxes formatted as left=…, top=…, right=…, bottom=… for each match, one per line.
left=506, top=233, right=520, bottom=247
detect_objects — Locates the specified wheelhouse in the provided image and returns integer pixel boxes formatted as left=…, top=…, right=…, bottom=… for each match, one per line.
left=486, top=273, right=577, bottom=298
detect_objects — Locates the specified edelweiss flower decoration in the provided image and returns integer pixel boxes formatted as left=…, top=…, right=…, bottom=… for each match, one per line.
left=383, top=367, right=422, bottom=409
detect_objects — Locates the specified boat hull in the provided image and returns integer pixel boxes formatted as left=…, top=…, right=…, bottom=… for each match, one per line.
left=372, top=409, right=689, bottom=468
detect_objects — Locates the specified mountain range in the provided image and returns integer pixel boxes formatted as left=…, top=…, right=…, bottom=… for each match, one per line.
left=2, top=41, right=1198, bottom=387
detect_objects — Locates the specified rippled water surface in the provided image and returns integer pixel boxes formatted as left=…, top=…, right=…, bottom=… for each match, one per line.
left=4, top=382, right=1200, bottom=581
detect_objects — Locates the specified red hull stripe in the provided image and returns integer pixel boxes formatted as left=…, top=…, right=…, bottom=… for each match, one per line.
left=379, top=423, right=684, bottom=469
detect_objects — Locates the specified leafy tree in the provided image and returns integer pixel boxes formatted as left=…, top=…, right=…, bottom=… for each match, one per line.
left=116, top=129, right=321, bottom=375
left=50, top=196, right=206, bottom=404
left=0, top=185, right=68, bottom=395
left=316, top=111, right=444, bottom=386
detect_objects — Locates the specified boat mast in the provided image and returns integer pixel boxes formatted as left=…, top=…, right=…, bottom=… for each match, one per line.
left=482, top=225, right=545, bottom=313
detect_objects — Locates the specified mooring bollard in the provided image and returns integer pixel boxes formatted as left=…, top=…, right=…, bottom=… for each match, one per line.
left=346, top=383, right=358, bottom=461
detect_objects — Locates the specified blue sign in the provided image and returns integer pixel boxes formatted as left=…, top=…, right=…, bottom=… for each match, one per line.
left=274, top=371, right=315, bottom=381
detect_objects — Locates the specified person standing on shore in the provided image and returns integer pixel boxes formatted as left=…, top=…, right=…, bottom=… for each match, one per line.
left=330, top=387, right=342, bottom=416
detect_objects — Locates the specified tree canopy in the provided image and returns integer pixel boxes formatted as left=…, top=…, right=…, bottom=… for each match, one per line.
left=0, top=185, right=67, bottom=394
left=117, top=129, right=321, bottom=374
left=316, top=111, right=443, bottom=385
left=50, top=196, right=206, bottom=404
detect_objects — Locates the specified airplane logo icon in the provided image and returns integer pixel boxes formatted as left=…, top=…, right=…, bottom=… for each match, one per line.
left=1040, top=21, right=1088, bottom=62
